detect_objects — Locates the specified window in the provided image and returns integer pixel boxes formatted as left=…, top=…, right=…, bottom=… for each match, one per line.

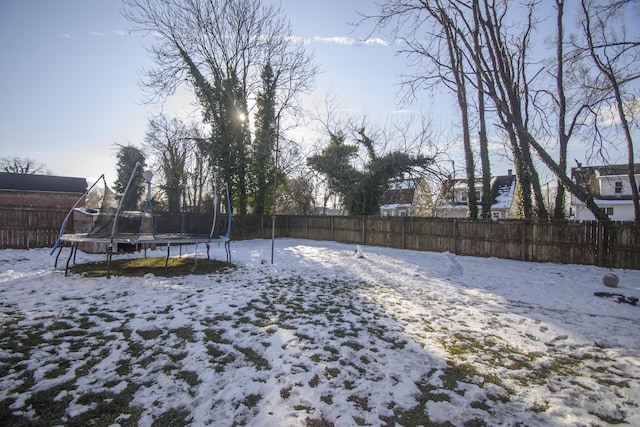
left=615, top=181, right=623, bottom=194
left=605, top=207, right=614, bottom=216
left=492, top=212, right=501, bottom=220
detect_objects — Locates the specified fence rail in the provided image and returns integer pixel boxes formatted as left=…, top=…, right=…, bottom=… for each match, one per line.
left=2, top=207, right=638, bottom=269
left=232, top=214, right=639, bottom=270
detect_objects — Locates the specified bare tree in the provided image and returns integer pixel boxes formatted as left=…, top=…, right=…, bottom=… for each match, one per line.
left=1, top=157, right=48, bottom=174
left=123, top=0, right=317, bottom=214
left=578, top=0, right=640, bottom=220
left=143, top=114, right=194, bottom=213
left=370, top=0, right=612, bottom=222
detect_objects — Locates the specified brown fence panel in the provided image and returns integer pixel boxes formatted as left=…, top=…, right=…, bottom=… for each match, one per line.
left=404, top=217, right=453, bottom=252
left=331, top=217, right=364, bottom=244
left=307, top=216, right=334, bottom=241
left=229, top=215, right=262, bottom=240
left=286, top=215, right=310, bottom=240
left=3, top=207, right=639, bottom=270
left=0, top=207, right=69, bottom=249
left=606, top=222, right=640, bottom=268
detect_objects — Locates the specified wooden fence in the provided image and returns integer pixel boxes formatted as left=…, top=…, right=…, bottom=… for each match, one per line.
left=232, top=214, right=639, bottom=270
left=2, top=207, right=638, bottom=269
left=0, top=207, right=69, bottom=249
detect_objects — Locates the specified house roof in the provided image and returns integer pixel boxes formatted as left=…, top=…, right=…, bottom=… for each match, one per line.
left=0, top=172, right=87, bottom=194
left=380, top=179, right=421, bottom=209
left=382, top=187, right=415, bottom=206
left=491, top=175, right=517, bottom=209
left=571, top=163, right=640, bottom=200
left=437, top=173, right=516, bottom=208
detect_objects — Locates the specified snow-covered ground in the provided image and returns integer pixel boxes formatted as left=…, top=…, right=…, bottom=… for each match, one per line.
left=1, top=238, right=639, bottom=426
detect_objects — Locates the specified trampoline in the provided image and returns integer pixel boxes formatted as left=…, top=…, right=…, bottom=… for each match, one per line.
left=51, top=163, right=231, bottom=278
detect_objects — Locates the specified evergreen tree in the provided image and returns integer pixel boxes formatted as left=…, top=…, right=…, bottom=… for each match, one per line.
left=206, top=71, right=250, bottom=214
left=114, top=145, right=146, bottom=211
left=251, top=63, right=278, bottom=214
left=308, top=129, right=433, bottom=215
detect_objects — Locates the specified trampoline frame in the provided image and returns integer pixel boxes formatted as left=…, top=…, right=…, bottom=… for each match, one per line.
left=54, top=233, right=231, bottom=278
left=51, top=164, right=232, bottom=278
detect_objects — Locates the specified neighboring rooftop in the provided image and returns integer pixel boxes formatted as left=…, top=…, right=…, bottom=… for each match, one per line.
left=0, top=172, right=87, bottom=193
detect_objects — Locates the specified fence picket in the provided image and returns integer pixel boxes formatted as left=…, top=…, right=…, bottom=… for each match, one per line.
left=2, top=207, right=638, bottom=269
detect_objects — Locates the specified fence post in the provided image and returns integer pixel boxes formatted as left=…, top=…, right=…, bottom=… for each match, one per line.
left=451, top=218, right=457, bottom=254
left=361, top=217, right=365, bottom=244
left=402, top=217, right=407, bottom=249
left=331, top=216, right=335, bottom=241
left=520, top=221, right=526, bottom=261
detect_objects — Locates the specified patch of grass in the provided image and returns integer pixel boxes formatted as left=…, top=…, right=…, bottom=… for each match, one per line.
left=308, top=375, right=320, bottom=387
left=280, top=386, right=292, bottom=399
left=24, top=379, right=75, bottom=423
left=137, top=329, right=163, bottom=340
left=325, top=367, right=340, bottom=379
left=589, top=411, right=626, bottom=424
left=305, top=417, right=335, bottom=427
left=150, top=407, right=190, bottom=427
left=243, top=394, right=262, bottom=409
left=69, top=257, right=232, bottom=278
left=521, top=354, right=583, bottom=386
left=320, top=393, right=333, bottom=405
left=204, top=328, right=231, bottom=344
left=176, top=370, right=200, bottom=389
left=342, top=341, right=363, bottom=351
left=169, top=327, right=195, bottom=342
left=237, top=347, right=270, bottom=370
left=207, top=345, right=236, bottom=372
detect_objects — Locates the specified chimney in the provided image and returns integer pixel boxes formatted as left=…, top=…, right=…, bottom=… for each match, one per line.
left=507, top=169, right=512, bottom=176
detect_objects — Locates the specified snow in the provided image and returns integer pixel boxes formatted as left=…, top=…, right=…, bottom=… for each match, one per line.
left=1, top=238, right=639, bottom=426
left=492, top=181, right=516, bottom=209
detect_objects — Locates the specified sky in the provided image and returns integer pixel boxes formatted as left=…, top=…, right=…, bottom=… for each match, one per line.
left=0, top=0, right=411, bottom=185
left=0, top=0, right=637, bottom=187
left=1, top=238, right=639, bottom=425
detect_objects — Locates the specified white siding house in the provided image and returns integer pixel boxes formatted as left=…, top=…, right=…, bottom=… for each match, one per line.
left=570, top=163, right=640, bottom=221
left=433, top=170, right=517, bottom=219
left=379, top=178, right=433, bottom=217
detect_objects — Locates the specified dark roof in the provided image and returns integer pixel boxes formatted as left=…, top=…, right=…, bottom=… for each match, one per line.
left=438, top=174, right=515, bottom=206
left=382, top=187, right=415, bottom=205
left=571, top=163, right=640, bottom=200
left=0, top=172, right=87, bottom=193
left=491, top=175, right=516, bottom=205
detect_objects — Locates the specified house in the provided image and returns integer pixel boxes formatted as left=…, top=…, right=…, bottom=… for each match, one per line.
left=433, top=170, right=517, bottom=219
left=570, top=163, right=640, bottom=221
left=379, top=178, right=433, bottom=217
left=0, top=172, right=87, bottom=208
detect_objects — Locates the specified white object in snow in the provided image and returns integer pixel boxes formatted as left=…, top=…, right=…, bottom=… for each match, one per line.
left=603, top=273, right=619, bottom=288
left=355, top=245, right=364, bottom=258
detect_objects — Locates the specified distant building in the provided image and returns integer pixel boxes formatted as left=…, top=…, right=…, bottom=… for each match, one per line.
left=0, top=172, right=87, bottom=208
left=433, top=170, right=517, bottom=219
left=379, top=178, right=433, bottom=217
left=570, top=163, right=640, bottom=221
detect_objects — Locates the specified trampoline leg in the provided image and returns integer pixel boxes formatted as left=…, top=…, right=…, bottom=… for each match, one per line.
left=106, top=245, right=113, bottom=279
left=64, top=244, right=75, bottom=277
left=225, top=241, right=231, bottom=264
left=54, top=244, right=64, bottom=269
left=165, top=244, right=170, bottom=277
